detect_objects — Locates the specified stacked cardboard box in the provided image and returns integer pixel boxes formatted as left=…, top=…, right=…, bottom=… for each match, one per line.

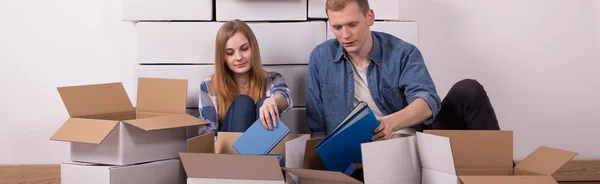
left=50, top=78, right=208, bottom=184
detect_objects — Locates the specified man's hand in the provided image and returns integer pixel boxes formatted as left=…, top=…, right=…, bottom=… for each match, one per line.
left=371, top=116, right=395, bottom=141
left=259, top=97, right=279, bottom=130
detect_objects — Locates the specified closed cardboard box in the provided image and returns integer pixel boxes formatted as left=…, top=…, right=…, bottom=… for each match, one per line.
left=122, top=0, right=212, bottom=21
left=61, top=159, right=185, bottom=184
left=216, top=0, right=307, bottom=21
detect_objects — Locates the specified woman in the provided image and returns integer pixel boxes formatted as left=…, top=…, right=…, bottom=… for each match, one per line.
left=198, top=19, right=293, bottom=134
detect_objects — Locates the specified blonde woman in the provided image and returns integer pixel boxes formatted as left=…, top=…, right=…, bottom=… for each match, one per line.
left=198, top=19, right=293, bottom=134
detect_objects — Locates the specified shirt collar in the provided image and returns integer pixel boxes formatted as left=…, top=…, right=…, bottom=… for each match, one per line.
left=333, top=32, right=382, bottom=66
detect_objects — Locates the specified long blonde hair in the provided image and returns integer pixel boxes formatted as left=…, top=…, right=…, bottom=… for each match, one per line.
left=213, top=19, right=266, bottom=123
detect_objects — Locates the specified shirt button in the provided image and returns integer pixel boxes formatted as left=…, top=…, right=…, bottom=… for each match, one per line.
left=350, top=90, right=354, bottom=93
left=349, top=108, right=352, bottom=111
left=349, top=69, right=353, bottom=73
left=321, top=87, right=324, bottom=91
left=393, top=88, right=397, bottom=92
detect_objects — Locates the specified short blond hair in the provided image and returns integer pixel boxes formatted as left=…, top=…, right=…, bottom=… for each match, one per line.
left=326, top=0, right=370, bottom=15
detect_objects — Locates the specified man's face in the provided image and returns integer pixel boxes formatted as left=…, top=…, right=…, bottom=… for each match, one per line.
left=327, top=2, right=374, bottom=54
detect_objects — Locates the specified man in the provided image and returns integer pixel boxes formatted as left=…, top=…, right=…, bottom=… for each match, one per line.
left=306, top=0, right=500, bottom=140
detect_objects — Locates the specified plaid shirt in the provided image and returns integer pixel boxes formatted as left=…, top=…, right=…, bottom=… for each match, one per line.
left=198, top=71, right=293, bottom=134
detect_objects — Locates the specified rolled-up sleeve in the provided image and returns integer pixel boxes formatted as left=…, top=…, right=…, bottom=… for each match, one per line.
left=270, top=72, right=293, bottom=113
left=399, top=46, right=441, bottom=125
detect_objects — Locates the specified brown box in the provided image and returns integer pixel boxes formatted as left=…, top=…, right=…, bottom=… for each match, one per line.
left=50, top=78, right=208, bottom=166
left=417, top=130, right=578, bottom=184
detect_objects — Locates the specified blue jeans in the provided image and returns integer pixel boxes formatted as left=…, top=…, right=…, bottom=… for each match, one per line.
left=220, top=95, right=267, bottom=132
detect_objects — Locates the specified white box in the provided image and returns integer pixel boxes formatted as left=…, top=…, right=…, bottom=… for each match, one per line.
left=123, top=0, right=212, bottom=21
left=309, top=0, right=401, bottom=20
left=248, top=22, right=327, bottom=65
left=137, top=22, right=223, bottom=64
left=50, top=78, right=207, bottom=166
left=216, top=0, right=307, bottom=21
left=61, top=159, right=185, bottom=184
left=137, top=22, right=326, bottom=65
left=327, top=21, right=419, bottom=47
left=137, top=65, right=309, bottom=107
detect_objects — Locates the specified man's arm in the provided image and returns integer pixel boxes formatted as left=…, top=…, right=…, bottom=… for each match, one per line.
left=306, top=53, right=327, bottom=138
left=373, top=46, right=441, bottom=141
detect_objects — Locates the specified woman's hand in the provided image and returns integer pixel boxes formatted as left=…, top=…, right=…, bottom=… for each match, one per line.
left=259, top=97, right=279, bottom=130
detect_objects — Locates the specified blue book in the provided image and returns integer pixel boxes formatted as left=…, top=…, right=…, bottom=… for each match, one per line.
left=233, top=117, right=291, bottom=155
left=315, top=101, right=380, bottom=173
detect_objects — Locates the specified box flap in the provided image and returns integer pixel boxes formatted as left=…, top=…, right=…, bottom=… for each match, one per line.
left=285, top=135, right=311, bottom=168
left=515, top=146, right=578, bottom=176
left=136, top=77, right=187, bottom=114
left=57, top=82, right=133, bottom=117
left=123, top=114, right=208, bottom=131
left=179, top=153, right=284, bottom=181
left=187, top=132, right=215, bottom=153
left=215, top=132, right=243, bottom=154
left=50, top=118, right=119, bottom=144
left=283, top=168, right=362, bottom=183
left=416, top=132, right=456, bottom=175
left=423, top=130, right=513, bottom=172
left=303, top=138, right=327, bottom=170
left=459, top=176, right=558, bottom=184
left=361, top=134, right=421, bottom=182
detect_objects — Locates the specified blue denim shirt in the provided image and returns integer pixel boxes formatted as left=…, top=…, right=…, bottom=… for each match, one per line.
left=306, top=31, right=441, bottom=138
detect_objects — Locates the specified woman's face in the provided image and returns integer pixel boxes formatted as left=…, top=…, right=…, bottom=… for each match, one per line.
left=225, top=32, right=253, bottom=75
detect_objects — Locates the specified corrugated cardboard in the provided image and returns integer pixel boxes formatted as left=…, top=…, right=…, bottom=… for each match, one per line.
left=361, top=134, right=421, bottom=184
left=180, top=152, right=284, bottom=184
left=417, top=130, right=578, bottom=184
left=283, top=168, right=362, bottom=184
left=308, top=0, right=401, bottom=20
left=61, top=159, right=185, bottom=184
left=216, top=0, right=307, bottom=21
left=50, top=78, right=208, bottom=166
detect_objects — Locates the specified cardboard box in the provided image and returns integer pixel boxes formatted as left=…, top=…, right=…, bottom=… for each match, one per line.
left=180, top=152, right=285, bottom=184
left=137, top=65, right=310, bottom=108
left=283, top=168, right=362, bottom=184
left=50, top=78, right=208, bottom=166
left=61, top=159, right=185, bottom=184
left=361, top=134, right=421, bottom=184
left=417, top=130, right=578, bottom=184
left=309, top=0, right=401, bottom=20
left=137, top=22, right=223, bottom=64
left=248, top=22, right=326, bottom=65
left=279, top=108, right=310, bottom=134
left=137, top=22, right=326, bottom=65
left=122, top=0, right=212, bottom=21
left=216, top=0, right=307, bottom=21
left=327, top=21, right=419, bottom=47
left=187, top=132, right=309, bottom=156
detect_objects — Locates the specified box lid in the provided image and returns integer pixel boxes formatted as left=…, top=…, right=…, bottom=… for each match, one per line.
left=179, top=153, right=284, bottom=181
left=50, top=118, right=119, bottom=144
left=515, top=146, right=578, bottom=176
left=123, top=114, right=208, bottom=131
left=136, top=77, right=187, bottom=114
left=423, top=130, right=513, bottom=173
left=57, top=82, right=133, bottom=117
left=283, top=168, right=362, bottom=184
left=459, top=176, right=557, bottom=184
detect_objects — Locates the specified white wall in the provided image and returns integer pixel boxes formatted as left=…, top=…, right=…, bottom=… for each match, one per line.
left=409, top=0, right=600, bottom=159
left=0, top=0, right=137, bottom=164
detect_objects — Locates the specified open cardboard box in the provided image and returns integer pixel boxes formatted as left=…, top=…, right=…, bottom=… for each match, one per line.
left=184, top=132, right=310, bottom=183
left=417, top=130, right=578, bottom=184
left=180, top=152, right=285, bottom=184
left=50, top=78, right=208, bottom=166
left=283, top=133, right=422, bottom=184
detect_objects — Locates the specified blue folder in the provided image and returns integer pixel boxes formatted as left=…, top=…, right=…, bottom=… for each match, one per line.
left=315, top=101, right=380, bottom=173
left=232, top=117, right=290, bottom=155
